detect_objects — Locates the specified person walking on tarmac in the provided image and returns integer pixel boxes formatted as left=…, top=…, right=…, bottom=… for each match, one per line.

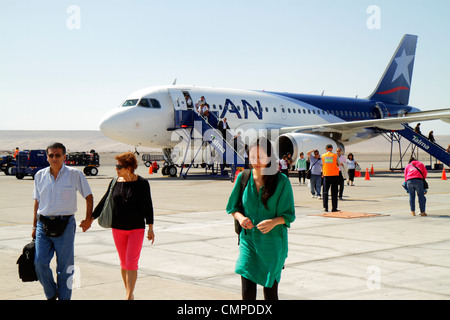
left=321, top=144, right=340, bottom=212
left=226, top=138, right=295, bottom=300
left=32, top=142, right=93, bottom=300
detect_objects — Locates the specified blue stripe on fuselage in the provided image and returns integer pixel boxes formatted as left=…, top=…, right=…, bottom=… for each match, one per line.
left=262, top=91, right=416, bottom=120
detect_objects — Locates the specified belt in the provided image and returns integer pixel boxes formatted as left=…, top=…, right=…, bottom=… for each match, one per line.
left=39, top=215, right=72, bottom=221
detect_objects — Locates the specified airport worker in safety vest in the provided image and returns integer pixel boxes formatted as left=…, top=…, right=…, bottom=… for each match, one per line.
left=321, top=144, right=340, bottom=212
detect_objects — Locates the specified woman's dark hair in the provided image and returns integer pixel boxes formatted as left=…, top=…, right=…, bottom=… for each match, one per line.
left=249, top=137, right=278, bottom=209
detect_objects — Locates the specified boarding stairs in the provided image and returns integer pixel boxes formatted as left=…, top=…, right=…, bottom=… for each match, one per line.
left=169, top=109, right=246, bottom=179
left=383, top=123, right=450, bottom=170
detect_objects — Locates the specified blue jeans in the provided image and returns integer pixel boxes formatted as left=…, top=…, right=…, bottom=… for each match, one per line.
left=406, top=179, right=426, bottom=213
left=34, top=215, right=76, bottom=300
left=310, top=174, right=322, bottom=196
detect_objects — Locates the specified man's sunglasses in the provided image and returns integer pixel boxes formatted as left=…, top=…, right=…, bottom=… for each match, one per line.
left=48, top=154, right=63, bottom=158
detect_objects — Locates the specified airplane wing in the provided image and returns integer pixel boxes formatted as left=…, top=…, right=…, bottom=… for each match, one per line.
left=279, top=108, right=450, bottom=135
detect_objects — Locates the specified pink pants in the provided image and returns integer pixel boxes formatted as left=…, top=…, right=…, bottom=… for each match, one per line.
left=112, top=228, right=145, bottom=270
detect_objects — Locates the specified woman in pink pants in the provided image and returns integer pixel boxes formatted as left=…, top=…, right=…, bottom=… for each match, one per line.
left=94, top=152, right=154, bottom=299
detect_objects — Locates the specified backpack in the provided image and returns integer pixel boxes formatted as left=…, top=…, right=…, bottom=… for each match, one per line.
left=16, top=240, right=38, bottom=282
left=234, top=169, right=251, bottom=243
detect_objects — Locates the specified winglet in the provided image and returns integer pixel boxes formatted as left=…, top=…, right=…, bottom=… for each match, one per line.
left=368, top=34, right=418, bottom=105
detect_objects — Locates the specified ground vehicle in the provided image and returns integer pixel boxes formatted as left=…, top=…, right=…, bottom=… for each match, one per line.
left=0, top=154, right=16, bottom=175
left=12, top=150, right=49, bottom=179
left=65, top=150, right=100, bottom=176
left=142, top=153, right=164, bottom=167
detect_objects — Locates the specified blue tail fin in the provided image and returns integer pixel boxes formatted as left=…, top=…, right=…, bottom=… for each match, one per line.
left=368, top=34, right=418, bottom=105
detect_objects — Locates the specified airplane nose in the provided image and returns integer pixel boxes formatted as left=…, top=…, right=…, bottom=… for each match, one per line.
left=99, top=108, right=124, bottom=140
left=99, top=111, right=112, bottom=135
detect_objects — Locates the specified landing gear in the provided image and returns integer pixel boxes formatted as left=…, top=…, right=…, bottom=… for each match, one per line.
left=161, top=165, right=177, bottom=177
left=161, top=148, right=178, bottom=177
left=168, top=165, right=177, bottom=177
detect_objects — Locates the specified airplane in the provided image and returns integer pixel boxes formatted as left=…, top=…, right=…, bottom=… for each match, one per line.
left=99, top=34, right=450, bottom=177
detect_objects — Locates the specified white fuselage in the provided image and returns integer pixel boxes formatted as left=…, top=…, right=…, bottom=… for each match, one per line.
left=99, top=85, right=372, bottom=150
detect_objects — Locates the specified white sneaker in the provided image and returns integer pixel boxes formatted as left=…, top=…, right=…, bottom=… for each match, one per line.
left=318, top=195, right=322, bottom=200
left=311, top=195, right=316, bottom=198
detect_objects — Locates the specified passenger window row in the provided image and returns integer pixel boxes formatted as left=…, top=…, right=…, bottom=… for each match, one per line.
left=123, top=97, right=375, bottom=118
left=208, top=104, right=375, bottom=119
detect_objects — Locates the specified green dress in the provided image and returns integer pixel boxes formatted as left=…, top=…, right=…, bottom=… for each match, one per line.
left=226, top=170, right=296, bottom=287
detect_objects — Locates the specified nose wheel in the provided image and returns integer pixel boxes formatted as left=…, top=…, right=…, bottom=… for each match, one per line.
left=161, top=148, right=178, bottom=177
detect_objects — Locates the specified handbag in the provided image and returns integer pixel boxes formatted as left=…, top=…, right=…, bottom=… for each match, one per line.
left=17, top=240, right=38, bottom=282
left=306, top=170, right=311, bottom=180
left=98, top=177, right=118, bottom=228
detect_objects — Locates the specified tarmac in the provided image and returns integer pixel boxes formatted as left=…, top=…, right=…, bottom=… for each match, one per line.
left=1, top=156, right=450, bottom=300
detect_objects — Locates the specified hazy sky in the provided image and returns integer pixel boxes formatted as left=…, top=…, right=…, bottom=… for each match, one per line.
left=1, top=0, right=449, bottom=135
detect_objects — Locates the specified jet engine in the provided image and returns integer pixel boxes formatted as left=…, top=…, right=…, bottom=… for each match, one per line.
left=274, top=133, right=345, bottom=161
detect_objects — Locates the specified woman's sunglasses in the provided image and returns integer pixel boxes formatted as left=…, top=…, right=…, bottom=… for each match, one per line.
left=115, top=164, right=124, bottom=170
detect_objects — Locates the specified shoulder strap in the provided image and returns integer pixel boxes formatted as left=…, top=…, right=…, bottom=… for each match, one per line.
left=411, top=164, right=425, bottom=179
left=307, top=158, right=320, bottom=173
left=237, top=170, right=251, bottom=212
left=240, top=169, right=251, bottom=189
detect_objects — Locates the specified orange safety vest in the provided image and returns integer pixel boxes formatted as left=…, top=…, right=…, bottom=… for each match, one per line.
left=321, top=151, right=339, bottom=176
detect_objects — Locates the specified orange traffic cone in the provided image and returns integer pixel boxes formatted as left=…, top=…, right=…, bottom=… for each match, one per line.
left=148, top=166, right=153, bottom=174
left=370, top=164, right=374, bottom=175
left=442, top=169, right=447, bottom=180
left=364, top=168, right=370, bottom=180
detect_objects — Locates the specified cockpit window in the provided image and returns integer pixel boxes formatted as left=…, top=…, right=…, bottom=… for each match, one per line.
left=122, top=99, right=138, bottom=107
left=138, top=99, right=150, bottom=107
left=150, top=99, right=161, bottom=109
left=137, top=98, right=162, bottom=109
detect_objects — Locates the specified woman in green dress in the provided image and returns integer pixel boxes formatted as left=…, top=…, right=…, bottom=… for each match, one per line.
left=226, top=138, right=296, bottom=300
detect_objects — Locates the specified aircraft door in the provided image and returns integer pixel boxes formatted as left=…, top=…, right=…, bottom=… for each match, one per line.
left=375, top=102, right=390, bottom=119
left=168, top=89, right=188, bottom=111
left=168, top=89, right=190, bottom=128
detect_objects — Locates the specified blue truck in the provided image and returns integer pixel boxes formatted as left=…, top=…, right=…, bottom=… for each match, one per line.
left=10, top=149, right=100, bottom=179
left=12, top=150, right=49, bottom=179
